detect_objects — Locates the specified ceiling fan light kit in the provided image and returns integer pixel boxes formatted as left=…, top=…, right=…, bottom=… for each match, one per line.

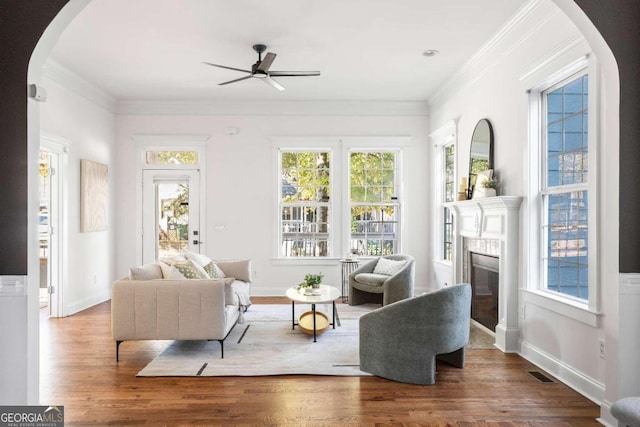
left=203, top=44, right=320, bottom=91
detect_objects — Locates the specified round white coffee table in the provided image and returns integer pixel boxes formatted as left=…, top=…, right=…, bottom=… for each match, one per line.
left=285, top=284, right=341, bottom=342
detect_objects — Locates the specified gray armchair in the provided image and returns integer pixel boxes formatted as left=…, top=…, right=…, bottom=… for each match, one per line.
left=612, top=397, right=640, bottom=426
left=349, top=254, right=414, bottom=306
left=359, top=283, right=472, bottom=385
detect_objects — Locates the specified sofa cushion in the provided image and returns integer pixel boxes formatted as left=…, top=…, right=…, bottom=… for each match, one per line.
left=373, top=257, right=407, bottom=276
left=354, top=273, right=389, bottom=287
left=159, top=255, right=187, bottom=265
left=159, top=261, right=185, bottom=279
left=173, top=260, right=209, bottom=279
left=129, top=263, right=163, bottom=280
left=183, top=250, right=212, bottom=268
left=203, top=261, right=227, bottom=279
left=216, top=259, right=252, bottom=283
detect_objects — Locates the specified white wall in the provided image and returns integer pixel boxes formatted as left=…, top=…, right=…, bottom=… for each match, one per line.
left=429, top=0, right=617, bottom=404
left=39, top=67, right=116, bottom=315
left=114, top=103, right=430, bottom=296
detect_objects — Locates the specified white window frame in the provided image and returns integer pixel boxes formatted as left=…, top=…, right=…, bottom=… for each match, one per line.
left=430, top=121, right=457, bottom=263
left=525, top=55, right=600, bottom=324
left=277, top=148, right=334, bottom=259
left=272, top=137, right=408, bottom=264
left=347, top=148, right=402, bottom=257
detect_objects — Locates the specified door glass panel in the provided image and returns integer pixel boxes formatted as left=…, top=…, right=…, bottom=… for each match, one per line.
left=156, top=180, right=189, bottom=259
left=38, top=151, right=51, bottom=309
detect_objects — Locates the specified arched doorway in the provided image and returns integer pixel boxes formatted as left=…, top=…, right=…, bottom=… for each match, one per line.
left=21, top=1, right=621, bottom=424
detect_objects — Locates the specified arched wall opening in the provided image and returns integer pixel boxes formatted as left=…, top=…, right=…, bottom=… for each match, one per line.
left=16, top=0, right=623, bottom=423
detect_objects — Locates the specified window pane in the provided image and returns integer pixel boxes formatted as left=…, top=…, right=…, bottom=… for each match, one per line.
left=280, top=151, right=331, bottom=257
left=545, top=74, right=588, bottom=188
left=146, top=151, right=198, bottom=165
left=281, top=152, right=331, bottom=202
left=443, top=144, right=455, bottom=261
left=545, top=190, right=588, bottom=300
left=350, top=151, right=399, bottom=256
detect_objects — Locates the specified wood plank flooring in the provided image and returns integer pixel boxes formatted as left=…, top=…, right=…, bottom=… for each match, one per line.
left=39, top=298, right=601, bottom=426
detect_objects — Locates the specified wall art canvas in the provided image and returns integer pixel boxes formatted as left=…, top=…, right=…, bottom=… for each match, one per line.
left=80, top=159, right=108, bottom=232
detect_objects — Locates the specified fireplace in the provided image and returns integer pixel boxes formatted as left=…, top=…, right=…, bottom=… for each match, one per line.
left=469, top=252, right=499, bottom=331
left=444, top=196, right=522, bottom=352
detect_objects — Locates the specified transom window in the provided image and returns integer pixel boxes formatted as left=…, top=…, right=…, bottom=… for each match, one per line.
left=542, top=71, right=589, bottom=300
left=349, top=151, right=400, bottom=256
left=145, top=150, right=199, bottom=165
left=279, top=151, right=331, bottom=257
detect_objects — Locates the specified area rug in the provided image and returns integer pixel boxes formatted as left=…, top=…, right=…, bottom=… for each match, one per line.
left=137, top=303, right=494, bottom=377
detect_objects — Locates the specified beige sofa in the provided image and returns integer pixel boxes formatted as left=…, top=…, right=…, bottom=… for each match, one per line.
left=112, top=278, right=242, bottom=361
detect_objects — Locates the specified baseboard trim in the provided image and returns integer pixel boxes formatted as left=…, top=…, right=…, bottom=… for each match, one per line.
left=66, top=291, right=111, bottom=317
left=519, top=339, right=604, bottom=405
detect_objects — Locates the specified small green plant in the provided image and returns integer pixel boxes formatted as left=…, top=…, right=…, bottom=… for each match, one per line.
left=481, top=177, right=499, bottom=189
left=299, top=272, right=324, bottom=288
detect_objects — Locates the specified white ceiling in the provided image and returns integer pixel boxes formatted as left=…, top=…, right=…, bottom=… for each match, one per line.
left=49, top=0, right=528, bottom=103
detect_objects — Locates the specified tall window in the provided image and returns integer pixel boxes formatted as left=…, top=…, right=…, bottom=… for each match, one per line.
left=443, top=144, right=455, bottom=261
left=280, top=151, right=331, bottom=257
left=349, top=151, right=400, bottom=256
left=542, top=71, right=589, bottom=300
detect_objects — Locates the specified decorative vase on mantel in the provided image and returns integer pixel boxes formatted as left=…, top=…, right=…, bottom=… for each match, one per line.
left=484, top=188, right=497, bottom=197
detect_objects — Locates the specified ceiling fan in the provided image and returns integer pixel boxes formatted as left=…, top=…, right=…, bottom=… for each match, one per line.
left=203, top=44, right=320, bottom=91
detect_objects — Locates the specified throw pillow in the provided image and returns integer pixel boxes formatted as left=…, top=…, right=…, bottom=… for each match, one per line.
left=183, top=250, right=213, bottom=268
left=203, top=261, right=226, bottom=279
left=159, top=261, right=185, bottom=279
left=373, top=257, right=408, bottom=276
left=159, top=255, right=187, bottom=266
left=173, top=260, right=209, bottom=279
left=129, top=263, right=163, bottom=280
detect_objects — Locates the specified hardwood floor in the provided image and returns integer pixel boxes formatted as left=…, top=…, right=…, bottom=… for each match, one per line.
left=40, top=299, right=601, bottom=426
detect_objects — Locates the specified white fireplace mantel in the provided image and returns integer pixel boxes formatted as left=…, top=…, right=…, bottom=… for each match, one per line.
left=444, top=196, right=523, bottom=352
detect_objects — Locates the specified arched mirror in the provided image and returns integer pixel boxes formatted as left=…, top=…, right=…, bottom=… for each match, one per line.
left=468, top=119, right=494, bottom=198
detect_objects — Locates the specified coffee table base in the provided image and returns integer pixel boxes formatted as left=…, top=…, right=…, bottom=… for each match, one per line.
left=291, top=301, right=338, bottom=342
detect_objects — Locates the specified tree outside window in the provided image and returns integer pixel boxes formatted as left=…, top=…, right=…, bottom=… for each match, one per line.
left=349, top=151, right=399, bottom=256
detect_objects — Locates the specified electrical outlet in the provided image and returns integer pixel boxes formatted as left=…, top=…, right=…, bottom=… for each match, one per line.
left=599, top=340, right=606, bottom=359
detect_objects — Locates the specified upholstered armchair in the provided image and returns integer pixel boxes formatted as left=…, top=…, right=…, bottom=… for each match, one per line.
left=359, top=283, right=472, bottom=385
left=348, top=254, right=414, bottom=306
left=612, top=397, right=640, bottom=426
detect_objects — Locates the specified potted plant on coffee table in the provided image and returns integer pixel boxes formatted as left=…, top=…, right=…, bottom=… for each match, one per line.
left=298, top=273, right=324, bottom=294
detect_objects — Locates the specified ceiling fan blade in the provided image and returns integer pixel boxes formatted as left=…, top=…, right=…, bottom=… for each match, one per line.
left=262, top=76, right=285, bottom=91
left=202, top=62, right=251, bottom=74
left=218, top=75, right=253, bottom=86
left=256, top=52, right=277, bottom=72
left=269, top=70, right=321, bottom=77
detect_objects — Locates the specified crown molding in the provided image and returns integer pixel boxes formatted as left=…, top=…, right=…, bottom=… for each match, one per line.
left=428, top=0, right=562, bottom=106
left=43, top=59, right=116, bottom=113
left=115, top=100, right=429, bottom=117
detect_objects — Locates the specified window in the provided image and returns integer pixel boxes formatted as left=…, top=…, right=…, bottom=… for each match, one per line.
left=443, top=144, right=455, bottom=261
left=279, top=151, right=331, bottom=257
left=542, top=72, right=589, bottom=300
left=349, top=151, right=400, bottom=256
left=145, top=150, right=199, bottom=165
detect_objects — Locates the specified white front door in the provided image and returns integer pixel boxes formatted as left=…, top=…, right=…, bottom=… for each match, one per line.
left=142, top=169, right=201, bottom=263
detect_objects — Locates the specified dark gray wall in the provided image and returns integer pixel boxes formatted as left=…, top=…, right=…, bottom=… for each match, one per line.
left=0, top=0, right=70, bottom=274
left=573, top=1, right=640, bottom=273
left=0, top=1, right=638, bottom=273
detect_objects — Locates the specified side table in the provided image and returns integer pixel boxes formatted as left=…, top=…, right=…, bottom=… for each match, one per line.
left=340, top=259, right=360, bottom=303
